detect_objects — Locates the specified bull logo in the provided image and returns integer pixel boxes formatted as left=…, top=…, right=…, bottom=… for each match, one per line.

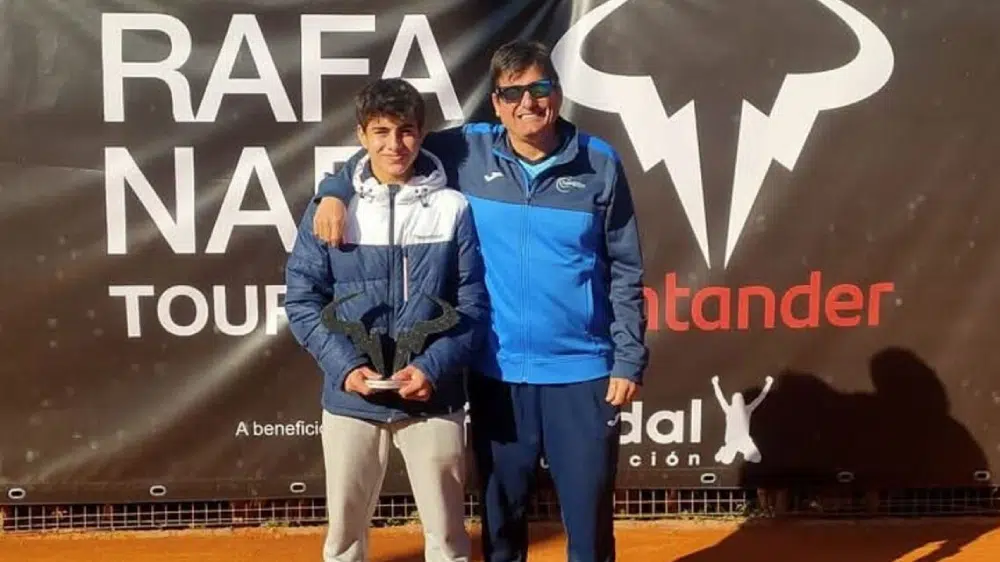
left=552, top=0, right=894, bottom=268
left=321, top=292, right=459, bottom=376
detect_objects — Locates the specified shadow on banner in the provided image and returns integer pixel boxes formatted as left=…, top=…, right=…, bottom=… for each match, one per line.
left=674, top=346, right=996, bottom=562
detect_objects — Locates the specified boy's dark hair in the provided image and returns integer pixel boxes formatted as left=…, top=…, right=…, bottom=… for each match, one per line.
left=355, top=78, right=425, bottom=131
left=490, top=40, right=560, bottom=86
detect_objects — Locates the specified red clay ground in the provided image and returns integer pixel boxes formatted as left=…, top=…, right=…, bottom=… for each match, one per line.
left=2, top=519, right=999, bottom=561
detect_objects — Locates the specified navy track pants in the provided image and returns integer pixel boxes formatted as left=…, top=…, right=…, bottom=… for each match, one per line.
left=468, top=374, right=621, bottom=562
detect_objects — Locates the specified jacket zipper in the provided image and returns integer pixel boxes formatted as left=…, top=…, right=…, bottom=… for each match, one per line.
left=522, top=170, right=532, bottom=383
left=388, top=185, right=398, bottom=334
left=386, top=184, right=399, bottom=421
left=493, top=150, right=535, bottom=383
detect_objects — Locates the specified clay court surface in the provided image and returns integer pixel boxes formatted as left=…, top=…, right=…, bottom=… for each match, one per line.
left=3, top=519, right=1000, bottom=561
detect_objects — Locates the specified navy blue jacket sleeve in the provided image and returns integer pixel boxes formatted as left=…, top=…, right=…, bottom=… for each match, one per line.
left=421, top=126, right=468, bottom=179
left=313, top=150, right=364, bottom=205
left=411, top=203, right=489, bottom=386
left=604, top=159, right=649, bottom=383
left=284, top=202, right=368, bottom=388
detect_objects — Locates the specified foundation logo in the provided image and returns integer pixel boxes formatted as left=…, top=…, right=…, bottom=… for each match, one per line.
left=617, top=375, right=775, bottom=470
left=711, top=375, right=774, bottom=464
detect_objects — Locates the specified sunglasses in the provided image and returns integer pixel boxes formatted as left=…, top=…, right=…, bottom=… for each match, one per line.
left=494, top=79, right=558, bottom=103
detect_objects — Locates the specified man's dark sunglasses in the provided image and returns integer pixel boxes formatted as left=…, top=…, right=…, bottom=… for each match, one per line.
left=495, top=79, right=558, bottom=103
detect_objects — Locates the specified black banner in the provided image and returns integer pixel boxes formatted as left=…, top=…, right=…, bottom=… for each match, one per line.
left=2, top=0, right=999, bottom=504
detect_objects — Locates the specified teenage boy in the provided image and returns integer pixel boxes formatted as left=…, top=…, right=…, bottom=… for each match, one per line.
left=284, top=77, right=488, bottom=562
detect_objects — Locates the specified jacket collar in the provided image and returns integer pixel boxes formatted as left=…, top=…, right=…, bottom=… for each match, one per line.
left=491, top=117, right=581, bottom=168
left=353, top=149, right=448, bottom=205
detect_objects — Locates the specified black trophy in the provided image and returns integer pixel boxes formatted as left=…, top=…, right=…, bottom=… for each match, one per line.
left=320, top=291, right=459, bottom=380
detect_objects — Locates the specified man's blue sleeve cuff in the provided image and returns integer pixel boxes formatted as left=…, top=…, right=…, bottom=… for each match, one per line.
left=611, top=360, right=644, bottom=384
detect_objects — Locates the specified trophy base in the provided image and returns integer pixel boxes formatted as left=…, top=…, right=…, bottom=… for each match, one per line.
left=365, top=379, right=403, bottom=391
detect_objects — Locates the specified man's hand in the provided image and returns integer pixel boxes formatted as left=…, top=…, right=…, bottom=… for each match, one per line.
left=313, top=197, right=348, bottom=246
left=392, top=365, right=433, bottom=402
left=606, top=376, right=639, bottom=407
left=343, top=366, right=381, bottom=395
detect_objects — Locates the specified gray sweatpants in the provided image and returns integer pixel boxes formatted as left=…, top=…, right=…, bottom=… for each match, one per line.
left=320, top=409, right=470, bottom=562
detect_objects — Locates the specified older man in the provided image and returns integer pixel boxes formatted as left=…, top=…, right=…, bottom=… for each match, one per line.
left=311, top=40, right=648, bottom=562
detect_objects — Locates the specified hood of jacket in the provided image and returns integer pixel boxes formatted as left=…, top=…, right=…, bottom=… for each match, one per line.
left=352, top=149, right=448, bottom=206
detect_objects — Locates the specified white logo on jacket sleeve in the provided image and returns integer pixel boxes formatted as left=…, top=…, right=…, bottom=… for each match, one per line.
left=484, top=172, right=503, bottom=182
left=552, top=0, right=894, bottom=269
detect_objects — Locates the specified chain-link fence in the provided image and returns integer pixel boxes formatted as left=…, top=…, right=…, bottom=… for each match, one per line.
left=3, top=487, right=999, bottom=533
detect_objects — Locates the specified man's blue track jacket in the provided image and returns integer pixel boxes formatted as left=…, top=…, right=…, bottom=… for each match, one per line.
left=316, top=118, right=648, bottom=386
left=286, top=150, right=489, bottom=422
